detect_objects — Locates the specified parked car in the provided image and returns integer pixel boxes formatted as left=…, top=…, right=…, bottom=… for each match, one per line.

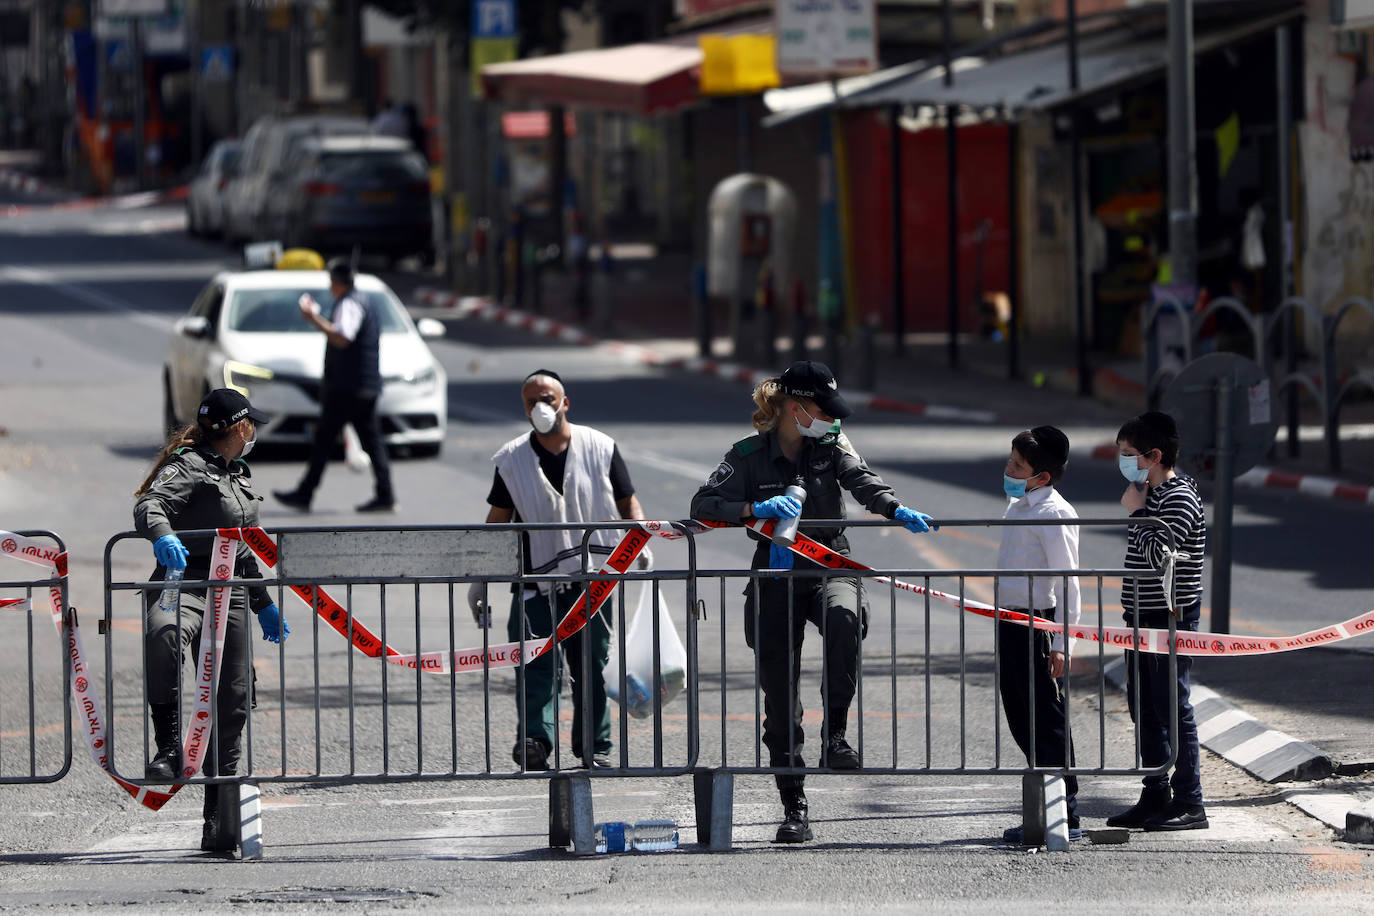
left=265, top=135, right=433, bottom=264
left=221, top=114, right=369, bottom=245
left=164, top=265, right=448, bottom=455
left=185, top=139, right=241, bottom=238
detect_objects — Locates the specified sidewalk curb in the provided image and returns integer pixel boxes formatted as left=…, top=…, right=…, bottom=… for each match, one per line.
left=0, top=173, right=186, bottom=217
left=413, top=287, right=998, bottom=423
left=1100, top=658, right=1374, bottom=840
left=1088, top=443, right=1373, bottom=507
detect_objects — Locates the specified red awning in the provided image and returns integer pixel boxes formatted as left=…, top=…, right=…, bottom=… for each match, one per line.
left=481, top=43, right=704, bottom=115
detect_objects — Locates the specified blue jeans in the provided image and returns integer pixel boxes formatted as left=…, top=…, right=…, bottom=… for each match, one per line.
left=1123, top=602, right=1202, bottom=805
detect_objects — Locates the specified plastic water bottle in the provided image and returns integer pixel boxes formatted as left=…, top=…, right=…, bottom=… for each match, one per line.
left=770, top=477, right=807, bottom=546
left=594, top=821, right=631, bottom=854
left=157, top=567, right=184, bottom=613
left=625, top=672, right=652, bottom=718
left=631, top=818, right=679, bottom=851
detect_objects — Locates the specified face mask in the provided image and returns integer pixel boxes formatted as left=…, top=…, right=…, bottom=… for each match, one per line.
left=1003, top=474, right=1027, bottom=500
left=239, top=435, right=256, bottom=459
left=1119, top=453, right=1149, bottom=484
left=530, top=402, right=559, bottom=434
left=795, top=406, right=841, bottom=441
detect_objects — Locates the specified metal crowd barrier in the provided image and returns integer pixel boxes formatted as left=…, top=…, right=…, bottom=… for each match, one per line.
left=690, top=517, right=1180, bottom=851
left=101, top=522, right=700, bottom=856
left=0, top=530, right=73, bottom=786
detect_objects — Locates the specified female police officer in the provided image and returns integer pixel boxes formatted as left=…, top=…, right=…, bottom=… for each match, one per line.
left=134, top=388, right=291, bottom=851
left=690, top=361, right=936, bottom=843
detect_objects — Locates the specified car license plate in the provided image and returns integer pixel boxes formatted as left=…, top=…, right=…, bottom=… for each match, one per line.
left=359, top=191, right=396, bottom=203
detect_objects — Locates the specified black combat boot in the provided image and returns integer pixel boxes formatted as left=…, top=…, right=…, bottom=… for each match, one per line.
left=1106, top=785, right=1172, bottom=828
left=201, top=785, right=238, bottom=853
left=774, top=785, right=813, bottom=844
left=145, top=702, right=181, bottom=782
left=823, top=726, right=861, bottom=770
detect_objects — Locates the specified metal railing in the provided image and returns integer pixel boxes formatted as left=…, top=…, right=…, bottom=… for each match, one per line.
left=1143, top=292, right=1374, bottom=471
left=101, top=522, right=701, bottom=855
left=0, top=529, right=72, bottom=785
left=691, top=517, right=1181, bottom=850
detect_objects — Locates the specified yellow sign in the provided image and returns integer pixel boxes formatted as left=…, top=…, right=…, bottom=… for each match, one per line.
left=699, top=34, right=780, bottom=96
left=472, top=37, right=519, bottom=99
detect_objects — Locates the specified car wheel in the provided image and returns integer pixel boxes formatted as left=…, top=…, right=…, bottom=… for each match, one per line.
left=162, top=374, right=180, bottom=436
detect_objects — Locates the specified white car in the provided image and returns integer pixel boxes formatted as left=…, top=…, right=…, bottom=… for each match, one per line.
left=164, top=269, right=448, bottom=455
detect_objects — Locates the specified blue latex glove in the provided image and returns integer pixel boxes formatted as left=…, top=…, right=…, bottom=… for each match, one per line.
left=894, top=506, right=938, bottom=534
left=768, top=542, right=795, bottom=571
left=753, top=495, right=802, bottom=519
left=257, top=604, right=290, bottom=643
left=153, top=534, right=189, bottom=571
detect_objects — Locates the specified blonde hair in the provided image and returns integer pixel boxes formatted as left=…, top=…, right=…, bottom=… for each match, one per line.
left=751, top=377, right=791, bottom=431
left=134, top=420, right=249, bottom=496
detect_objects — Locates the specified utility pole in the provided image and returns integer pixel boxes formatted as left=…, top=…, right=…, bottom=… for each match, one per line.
left=1068, top=0, right=1090, bottom=395
left=132, top=17, right=146, bottom=191
left=1167, top=0, right=1198, bottom=289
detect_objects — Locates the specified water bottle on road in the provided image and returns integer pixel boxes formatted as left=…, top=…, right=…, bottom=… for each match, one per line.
left=157, top=567, right=184, bottom=613
left=594, top=821, right=632, bottom=854
left=631, top=819, right=679, bottom=851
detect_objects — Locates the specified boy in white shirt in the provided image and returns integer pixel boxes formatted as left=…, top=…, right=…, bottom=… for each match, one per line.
left=996, top=426, right=1081, bottom=843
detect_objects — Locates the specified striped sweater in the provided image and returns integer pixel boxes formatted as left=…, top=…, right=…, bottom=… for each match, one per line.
left=1122, top=475, right=1206, bottom=618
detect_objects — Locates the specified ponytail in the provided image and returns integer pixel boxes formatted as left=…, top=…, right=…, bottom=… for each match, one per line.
left=750, top=377, right=789, bottom=431
left=134, top=424, right=228, bottom=496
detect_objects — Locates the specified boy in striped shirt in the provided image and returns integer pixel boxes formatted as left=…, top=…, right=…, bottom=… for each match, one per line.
left=1108, top=411, right=1209, bottom=831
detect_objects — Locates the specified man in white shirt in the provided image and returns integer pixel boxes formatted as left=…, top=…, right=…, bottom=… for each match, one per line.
left=274, top=259, right=395, bottom=512
left=996, top=425, right=1081, bottom=843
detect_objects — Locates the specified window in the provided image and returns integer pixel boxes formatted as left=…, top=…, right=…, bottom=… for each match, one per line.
left=225, top=287, right=409, bottom=334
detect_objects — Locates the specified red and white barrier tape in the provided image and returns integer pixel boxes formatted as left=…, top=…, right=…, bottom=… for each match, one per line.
left=1, top=530, right=234, bottom=809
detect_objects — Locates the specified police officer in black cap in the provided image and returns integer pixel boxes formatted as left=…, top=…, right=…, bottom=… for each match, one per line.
left=274, top=257, right=396, bottom=513
left=691, top=361, right=937, bottom=843
left=134, top=388, right=291, bottom=851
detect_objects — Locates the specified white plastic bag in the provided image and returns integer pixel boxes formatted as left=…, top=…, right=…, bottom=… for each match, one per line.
left=603, top=582, right=687, bottom=719
left=343, top=423, right=372, bottom=474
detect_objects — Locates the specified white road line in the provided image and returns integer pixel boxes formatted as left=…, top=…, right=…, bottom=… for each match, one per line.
left=0, top=265, right=174, bottom=332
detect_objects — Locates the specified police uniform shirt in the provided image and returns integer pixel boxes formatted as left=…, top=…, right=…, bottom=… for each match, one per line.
left=134, top=444, right=275, bottom=612
left=690, top=429, right=901, bottom=570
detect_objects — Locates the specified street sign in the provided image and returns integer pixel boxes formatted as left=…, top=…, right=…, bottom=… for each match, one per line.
left=200, top=45, right=235, bottom=83
left=102, top=0, right=168, bottom=14
left=1161, top=352, right=1276, bottom=480
left=473, top=0, right=517, bottom=39
left=775, top=0, right=878, bottom=78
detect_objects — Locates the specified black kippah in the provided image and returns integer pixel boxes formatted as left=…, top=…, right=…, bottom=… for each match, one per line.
left=1030, top=425, right=1070, bottom=466
left=524, top=368, right=563, bottom=384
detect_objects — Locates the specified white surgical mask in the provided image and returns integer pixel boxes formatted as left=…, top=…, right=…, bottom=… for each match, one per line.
left=239, top=435, right=256, bottom=459
left=795, top=406, right=840, bottom=441
left=530, top=402, right=559, bottom=434
left=1119, top=453, right=1149, bottom=484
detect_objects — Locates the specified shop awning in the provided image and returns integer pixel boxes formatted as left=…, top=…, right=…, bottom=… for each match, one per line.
left=764, top=5, right=1303, bottom=125
left=481, top=43, right=704, bottom=115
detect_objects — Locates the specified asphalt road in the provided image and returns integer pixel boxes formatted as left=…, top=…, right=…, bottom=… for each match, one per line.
left=0, top=195, right=1370, bottom=913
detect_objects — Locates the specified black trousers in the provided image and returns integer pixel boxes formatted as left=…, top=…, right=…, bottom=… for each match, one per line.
left=744, top=576, right=867, bottom=788
left=1125, top=603, right=1203, bottom=805
left=297, top=389, right=393, bottom=503
left=144, top=584, right=251, bottom=777
left=997, top=614, right=1079, bottom=825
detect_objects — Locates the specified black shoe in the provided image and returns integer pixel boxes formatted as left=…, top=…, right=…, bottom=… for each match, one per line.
left=1144, top=803, right=1209, bottom=832
left=823, top=732, right=861, bottom=770
left=355, top=497, right=396, bottom=513
left=591, top=753, right=613, bottom=769
left=145, top=702, right=181, bottom=782
left=512, top=738, right=550, bottom=771
left=1106, top=787, right=1172, bottom=828
left=774, top=790, right=813, bottom=844
left=200, top=788, right=235, bottom=853
left=273, top=490, right=311, bottom=512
